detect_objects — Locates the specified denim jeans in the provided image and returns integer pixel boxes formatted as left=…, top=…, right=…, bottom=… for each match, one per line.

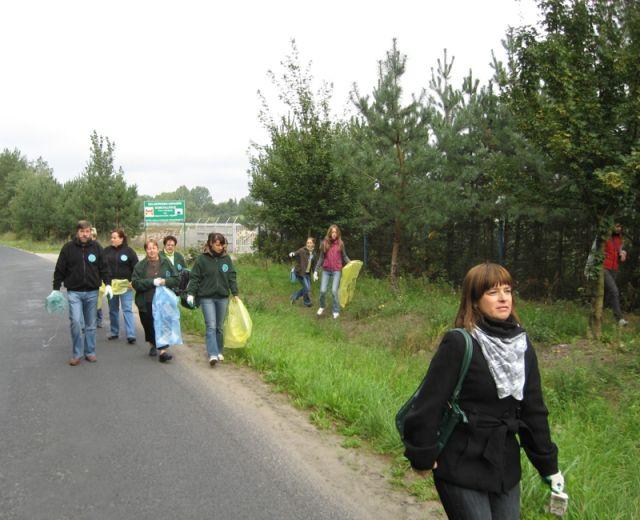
left=67, top=290, right=99, bottom=360
left=292, top=273, right=312, bottom=306
left=319, top=270, right=341, bottom=314
left=108, top=289, right=136, bottom=339
left=434, top=478, right=520, bottom=520
left=200, top=297, right=229, bottom=358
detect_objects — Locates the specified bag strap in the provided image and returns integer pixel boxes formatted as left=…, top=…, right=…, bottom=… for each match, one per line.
left=449, top=328, right=473, bottom=403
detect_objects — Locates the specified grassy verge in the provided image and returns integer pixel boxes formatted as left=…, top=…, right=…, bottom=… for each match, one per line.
left=181, top=256, right=639, bottom=519
left=0, top=232, right=63, bottom=253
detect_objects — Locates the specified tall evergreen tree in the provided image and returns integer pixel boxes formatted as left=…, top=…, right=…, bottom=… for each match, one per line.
left=349, top=39, right=434, bottom=288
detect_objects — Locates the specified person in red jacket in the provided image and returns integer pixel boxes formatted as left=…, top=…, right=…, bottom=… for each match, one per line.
left=603, top=223, right=628, bottom=326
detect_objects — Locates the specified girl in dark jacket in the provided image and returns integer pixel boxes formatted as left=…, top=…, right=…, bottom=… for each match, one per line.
left=288, top=237, right=316, bottom=307
left=186, top=233, right=238, bottom=367
left=103, top=228, right=139, bottom=343
left=403, top=262, right=564, bottom=519
left=132, top=239, right=179, bottom=362
left=313, top=225, right=350, bottom=319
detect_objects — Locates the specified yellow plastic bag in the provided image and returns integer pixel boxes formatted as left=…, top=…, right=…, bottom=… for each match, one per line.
left=338, top=260, right=363, bottom=308
left=111, top=279, right=131, bottom=296
left=223, top=297, right=252, bottom=348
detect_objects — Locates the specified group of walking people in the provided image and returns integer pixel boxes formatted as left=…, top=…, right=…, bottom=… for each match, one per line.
left=51, top=220, right=237, bottom=368
left=289, top=224, right=350, bottom=319
left=51, top=218, right=636, bottom=519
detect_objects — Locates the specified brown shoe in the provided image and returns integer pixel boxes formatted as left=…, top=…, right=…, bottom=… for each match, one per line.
left=69, top=358, right=81, bottom=366
left=84, top=354, right=97, bottom=362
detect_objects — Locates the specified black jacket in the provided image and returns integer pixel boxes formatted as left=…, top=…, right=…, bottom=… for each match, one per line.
left=103, top=244, right=139, bottom=281
left=403, top=318, right=558, bottom=493
left=53, top=238, right=111, bottom=291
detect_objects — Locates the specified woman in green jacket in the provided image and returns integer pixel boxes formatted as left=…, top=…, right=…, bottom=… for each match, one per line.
left=132, top=238, right=179, bottom=362
left=186, top=233, right=238, bottom=367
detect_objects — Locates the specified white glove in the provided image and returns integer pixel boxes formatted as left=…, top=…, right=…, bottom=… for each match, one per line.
left=104, top=285, right=113, bottom=299
left=153, top=278, right=162, bottom=287
left=186, top=295, right=194, bottom=307
left=289, top=252, right=295, bottom=258
left=545, top=471, right=565, bottom=493
left=313, top=272, right=318, bottom=282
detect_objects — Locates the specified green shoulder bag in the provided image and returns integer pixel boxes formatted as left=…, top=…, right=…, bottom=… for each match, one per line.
left=395, top=328, right=473, bottom=456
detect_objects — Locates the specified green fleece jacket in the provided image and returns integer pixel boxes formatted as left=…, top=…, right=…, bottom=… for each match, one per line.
left=131, top=256, right=179, bottom=312
left=187, top=252, right=238, bottom=299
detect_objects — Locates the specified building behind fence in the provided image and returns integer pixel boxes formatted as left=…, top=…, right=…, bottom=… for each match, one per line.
left=133, top=220, right=257, bottom=254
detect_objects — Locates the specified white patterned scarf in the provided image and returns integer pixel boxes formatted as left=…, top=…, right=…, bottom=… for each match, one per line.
left=472, top=326, right=528, bottom=400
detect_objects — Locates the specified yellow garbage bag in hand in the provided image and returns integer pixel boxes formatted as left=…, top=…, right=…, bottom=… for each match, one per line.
left=338, top=260, right=363, bottom=309
left=98, top=282, right=106, bottom=310
left=223, top=297, right=253, bottom=348
left=111, top=279, right=131, bottom=296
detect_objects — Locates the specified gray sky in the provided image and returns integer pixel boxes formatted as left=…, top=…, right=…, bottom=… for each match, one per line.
left=0, top=0, right=538, bottom=202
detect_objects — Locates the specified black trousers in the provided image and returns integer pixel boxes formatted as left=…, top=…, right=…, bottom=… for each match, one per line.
left=434, top=478, right=520, bottom=520
left=139, top=301, right=156, bottom=347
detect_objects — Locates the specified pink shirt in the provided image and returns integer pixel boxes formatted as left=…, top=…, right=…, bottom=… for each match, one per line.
left=323, top=241, right=343, bottom=271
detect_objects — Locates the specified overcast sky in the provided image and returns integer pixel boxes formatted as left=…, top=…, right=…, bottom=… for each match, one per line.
left=0, top=0, right=538, bottom=202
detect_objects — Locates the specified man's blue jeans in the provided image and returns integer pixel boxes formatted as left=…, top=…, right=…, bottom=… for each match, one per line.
left=108, top=289, right=136, bottom=339
left=292, top=273, right=312, bottom=306
left=67, top=290, right=98, bottom=359
left=319, top=270, right=341, bottom=314
left=200, top=297, right=229, bottom=358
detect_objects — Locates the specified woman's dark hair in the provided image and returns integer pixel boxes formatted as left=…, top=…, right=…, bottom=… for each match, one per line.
left=111, top=228, right=128, bottom=246
left=163, top=235, right=178, bottom=246
left=206, top=233, right=227, bottom=254
left=454, top=262, right=520, bottom=330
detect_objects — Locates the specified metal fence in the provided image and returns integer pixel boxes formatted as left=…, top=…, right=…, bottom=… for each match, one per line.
left=135, top=220, right=257, bottom=254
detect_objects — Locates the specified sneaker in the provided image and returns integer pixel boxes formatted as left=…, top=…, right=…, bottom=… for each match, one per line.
left=218, top=354, right=224, bottom=362
left=148, top=346, right=157, bottom=357
left=290, top=295, right=296, bottom=305
left=127, top=338, right=136, bottom=344
left=317, top=307, right=325, bottom=316
left=69, top=358, right=81, bottom=366
left=618, top=318, right=629, bottom=326
left=96, top=323, right=103, bottom=329
left=108, top=335, right=118, bottom=340
left=84, top=354, right=97, bottom=362
left=209, top=355, right=218, bottom=367
left=332, top=312, right=340, bottom=319
left=159, top=351, right=173, bottom=363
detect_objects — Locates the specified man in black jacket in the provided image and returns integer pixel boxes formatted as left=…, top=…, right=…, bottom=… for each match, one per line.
left=51, top=220, right=112, bottom=366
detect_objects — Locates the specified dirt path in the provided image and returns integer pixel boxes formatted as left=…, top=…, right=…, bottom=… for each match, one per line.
left=37, top=252, right=442, bottom=519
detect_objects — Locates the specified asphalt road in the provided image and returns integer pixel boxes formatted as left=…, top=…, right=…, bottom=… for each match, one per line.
left=0, top=247, right=359, bottom=520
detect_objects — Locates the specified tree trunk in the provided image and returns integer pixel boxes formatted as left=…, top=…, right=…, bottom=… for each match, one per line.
left=590, top=264, right=605, bottom=339
left=390, top=139, right=406, bottom=291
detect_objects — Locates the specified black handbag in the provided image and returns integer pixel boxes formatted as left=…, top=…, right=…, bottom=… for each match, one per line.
left=395, top=328, right=473, bottom=456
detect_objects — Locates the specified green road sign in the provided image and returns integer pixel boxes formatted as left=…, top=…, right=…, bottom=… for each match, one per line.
left=144, top=200, right=186, bottom=222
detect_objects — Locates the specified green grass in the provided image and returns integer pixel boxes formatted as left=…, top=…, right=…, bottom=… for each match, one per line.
left=0, top=232, right=63, bottom=253
left=181, top=256, right=639, bottom=519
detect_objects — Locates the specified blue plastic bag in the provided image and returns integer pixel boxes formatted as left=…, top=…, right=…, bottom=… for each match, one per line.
left=152, top=286, right=183, bottom=347
left=45, top=290, right=68, bottom=315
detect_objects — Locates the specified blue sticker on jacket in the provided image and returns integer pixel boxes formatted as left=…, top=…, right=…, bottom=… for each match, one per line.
left=88, top=254, right=97, bottom=263
left=166, top=271, right=172, bottom=278
left=222, top=264, right=229, bottom=273
left=120, top=254, right=128, bottom=262
left=177, top=264, right=183, bottom=271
